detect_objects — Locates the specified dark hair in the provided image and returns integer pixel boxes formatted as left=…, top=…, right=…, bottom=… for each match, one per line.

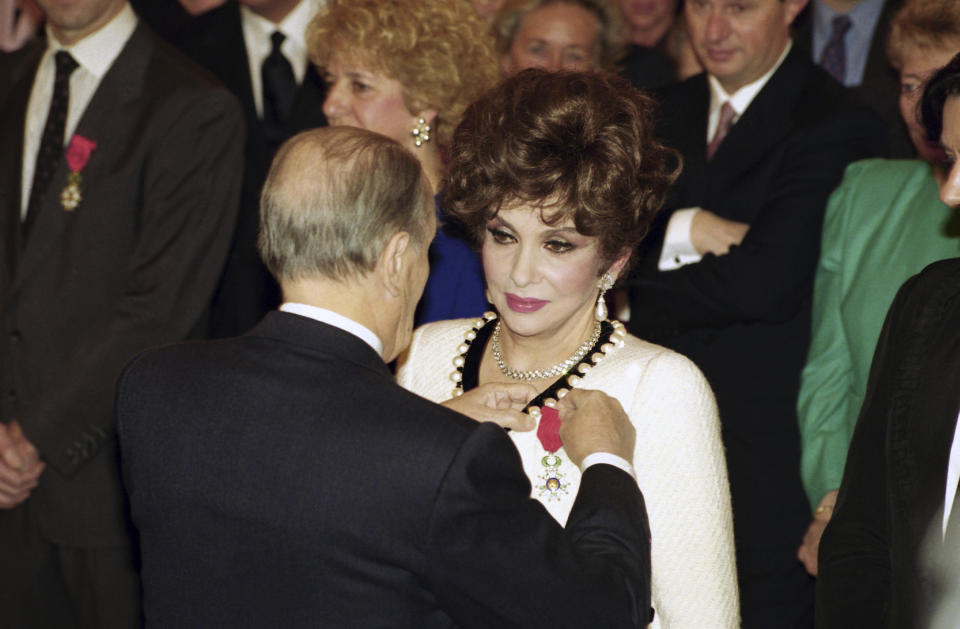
left=442, top=69, right=679, bottom=270
left=922, top=52, right=960, bottom=144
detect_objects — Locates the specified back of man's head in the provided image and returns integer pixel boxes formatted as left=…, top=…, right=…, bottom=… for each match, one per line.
left=258, top=126, right=432, bottom=284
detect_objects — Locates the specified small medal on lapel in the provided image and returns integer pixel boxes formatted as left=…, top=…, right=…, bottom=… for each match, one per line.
left=60, top=135, right=97, bottom=211
left=534, top=406, right=569, bottom=500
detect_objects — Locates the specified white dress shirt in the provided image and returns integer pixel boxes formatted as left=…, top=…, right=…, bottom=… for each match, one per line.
left=658, top=41, right=794, bottom=271
left=811, top=0, right=885, bottom=88
left=240, top=0, right=316, bottom=119
left=280, top=302, right=383, bottom=358
left=20, top=3, right=137, bottom=219
left=942, top=411, right=960, bottom=538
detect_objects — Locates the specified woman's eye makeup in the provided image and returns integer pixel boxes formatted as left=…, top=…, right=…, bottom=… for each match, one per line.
left=544, top=239, right=574, bottom=253
left=487, top=226, right=516, bottom=243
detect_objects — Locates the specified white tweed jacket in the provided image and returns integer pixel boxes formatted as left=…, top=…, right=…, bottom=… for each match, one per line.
left=397, top=318, right=740, bottom=629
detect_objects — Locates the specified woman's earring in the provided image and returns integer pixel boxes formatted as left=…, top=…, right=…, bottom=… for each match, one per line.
left=596, top=272, right=615, bottom=321
left=411, top=118, right=431, bottom=147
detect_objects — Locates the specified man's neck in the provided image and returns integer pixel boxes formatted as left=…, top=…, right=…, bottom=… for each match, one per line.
left=246, top=0, right=301, bottom=25
left=282, top=276, right=398, bottom=357
left=818, top=0, right=866, bottom=14
left=49, top=0, right=126, bottom=46
left=629, top=19, right=672, bottom=48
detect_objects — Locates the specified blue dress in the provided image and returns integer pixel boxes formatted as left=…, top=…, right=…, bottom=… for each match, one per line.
left=416, top=198, right=488, bottom=325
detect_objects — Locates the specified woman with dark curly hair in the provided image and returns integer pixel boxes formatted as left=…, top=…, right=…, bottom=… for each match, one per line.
left=307, top=0, right=499, bottom=324
left=397, top=70, right=740, bottom=629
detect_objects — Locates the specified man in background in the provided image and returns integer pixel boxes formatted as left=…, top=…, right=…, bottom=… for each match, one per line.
left=0, top=0, right=243, bottom=624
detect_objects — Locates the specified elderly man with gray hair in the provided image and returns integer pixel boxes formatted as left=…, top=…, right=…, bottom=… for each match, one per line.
left=116, top=126, right=653, bottom=628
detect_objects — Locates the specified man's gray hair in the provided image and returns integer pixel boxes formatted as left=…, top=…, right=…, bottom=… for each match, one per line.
left=258, top=126, right=433, bottom=283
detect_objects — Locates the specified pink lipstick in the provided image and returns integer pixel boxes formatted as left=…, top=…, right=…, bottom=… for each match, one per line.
left=506, top=293, right=549, bottom=313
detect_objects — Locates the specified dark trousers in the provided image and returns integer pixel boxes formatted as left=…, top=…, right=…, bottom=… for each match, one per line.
left=0, top=501, right=142, bottom=629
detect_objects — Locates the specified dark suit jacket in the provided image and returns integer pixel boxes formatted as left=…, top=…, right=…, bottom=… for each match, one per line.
left=177, top=0, right=328, bottom=338
left=0, top=23, right=244, bottom=546
left=118, top=312, right=652, bottom=628
left=817, top=258, right=960, bottom=629
left=793, top=0, right=912, bottom=158
left=627, top=47, right=884, bottom=549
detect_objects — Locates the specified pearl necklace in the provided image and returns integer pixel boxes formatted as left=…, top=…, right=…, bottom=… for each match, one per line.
left=491, top=319, right=603, bottom=381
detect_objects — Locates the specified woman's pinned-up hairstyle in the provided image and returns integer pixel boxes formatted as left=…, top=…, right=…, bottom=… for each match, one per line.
left=442, top=69, right=679, bottom=270
left=306, top=0, right=500, bottom=148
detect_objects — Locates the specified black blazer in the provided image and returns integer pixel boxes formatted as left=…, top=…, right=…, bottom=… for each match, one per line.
left=118, top=312, right=653, bottom=628
left=627, top=47, right=884, bottom=545
left=178, top=0, right=328, bottom=338
left=0, top=24, right=244, bottom=545
left=792, top=0, right=912, bottom=158
left=817, top=258, right=960, bottom=629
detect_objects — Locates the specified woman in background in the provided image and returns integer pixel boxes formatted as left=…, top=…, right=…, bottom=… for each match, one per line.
left=796, top=0, right=960, bottom=576
left=398, top=70, right=739, bottom=629
left=307, top=0, right=499, bottom=324
left=816, top=52, right=960, bottom=629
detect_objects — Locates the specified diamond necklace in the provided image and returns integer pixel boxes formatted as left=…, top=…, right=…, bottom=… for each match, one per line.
left=491, top=320, right=603, bottom=381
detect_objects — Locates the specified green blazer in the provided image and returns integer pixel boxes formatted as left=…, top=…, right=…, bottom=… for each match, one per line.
left=797, top=158, right=960, bottom=509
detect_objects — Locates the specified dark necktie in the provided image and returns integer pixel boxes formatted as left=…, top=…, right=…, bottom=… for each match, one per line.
left=707, top=101, right=736, bottom=161
left=819, top=15, right=852, bottom=84
left=261, top=31, right=297, bottom=153
left=23, top=50, right=79, bottom=243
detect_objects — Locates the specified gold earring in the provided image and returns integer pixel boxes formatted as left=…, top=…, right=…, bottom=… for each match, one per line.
left=596, top=272, right=614, bottom=321
left=411, top=118, right=431, bottom=147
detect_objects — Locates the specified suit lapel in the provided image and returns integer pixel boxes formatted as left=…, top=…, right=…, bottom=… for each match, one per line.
left=862, top=0, right=901, bottom=85
left=13, top=25, right=152, bottom=291
left=0, top=46, right=41, bottom=283
left=289, top=64, right=327, bottom=131
left=708, top=48, right=807, bottom=181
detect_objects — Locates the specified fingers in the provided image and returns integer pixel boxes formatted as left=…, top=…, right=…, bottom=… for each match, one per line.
left=0, top=423, right=24, bottom=470
left=476, top=382, right=538, bottom=409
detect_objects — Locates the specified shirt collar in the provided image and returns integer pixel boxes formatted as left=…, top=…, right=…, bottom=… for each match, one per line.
left=813, top=0, right=884, bottom=40
left=279, top=303, right=384, bottom=358
left=240, top=0, right=314, bottom=51
left=46, top=2, right=138, bottom=79
left=709, top=39, right=793, bottom=119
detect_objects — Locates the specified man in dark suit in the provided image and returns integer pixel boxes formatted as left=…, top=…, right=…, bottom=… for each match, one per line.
left=0, top=0, right=244, bottom=625
left=176, top=0, right=327, bottom=338
left=793, top=0, right=912, bottom=157
left=117, top=126, right=653, bottom=628
left=625, top=0, right=885, bottom=626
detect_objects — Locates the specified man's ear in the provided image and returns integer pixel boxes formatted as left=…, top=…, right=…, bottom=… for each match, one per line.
left=783, top=0, right=808, bottom=27
left=377, top=230, right=412, bottom=298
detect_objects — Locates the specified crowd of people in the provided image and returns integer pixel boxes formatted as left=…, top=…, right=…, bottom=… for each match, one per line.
left=1, top=0, right=959, bottom=627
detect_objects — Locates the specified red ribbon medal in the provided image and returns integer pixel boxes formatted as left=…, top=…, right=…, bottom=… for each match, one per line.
left=536, top=406, right=563, bottom=453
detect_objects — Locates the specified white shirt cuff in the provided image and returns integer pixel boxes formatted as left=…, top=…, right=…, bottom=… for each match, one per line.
left=658, top=207, right=703, bottom=270
left=581, top=452, right=636, bottom=481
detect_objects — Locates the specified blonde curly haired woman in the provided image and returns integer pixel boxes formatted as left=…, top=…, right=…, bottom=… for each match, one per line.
left=307, top=0, right=500, bottom=323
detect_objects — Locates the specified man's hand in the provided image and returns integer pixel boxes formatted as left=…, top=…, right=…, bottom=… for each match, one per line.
left=0, top=421, right=45, bottom=509
left=556, top=389, right=634, bottom=467
left=441, top=383, right=538, bottom=431
left=797, top=489, right=838, bottom=576
left=690, top=210, right=749, bottom=256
